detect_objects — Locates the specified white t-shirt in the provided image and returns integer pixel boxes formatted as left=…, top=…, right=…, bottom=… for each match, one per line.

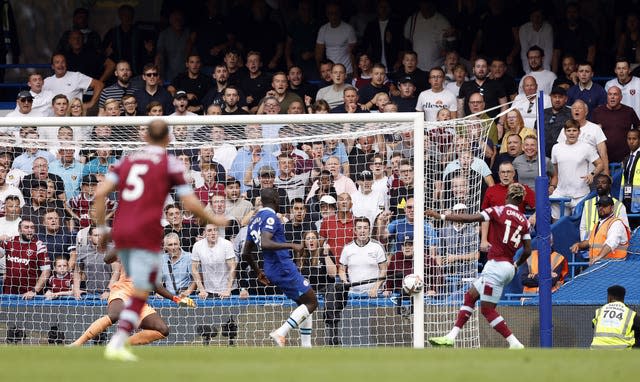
left=415, top=88, right=457, bottom=121
left=213, top=144, right=238, bottom=172
left=3, top=109, right=45, bottom=136
left=512, top=93, right=551, bottom=128
left=43, top=71, right=93, bottom=102
left=518, top=70, right=557, bottom=95
left=340, top=239, right=386, bottom=294
left=557, top=121, right=607, bottom=151
left=351, top=189, right=386, bottom=228
left=519, top=21, right=554, bottom=73
left=191, top=237, right=236, bottom=294
left=605, top=76, right=640, bottom=114
left=551, top=141, right=599, bottom=198
left=316, top=22, right=357, bottom=74
left=403, top=12, right=450, bottom=71
left=316, top=84, right=348, bottom=109
left=0, top=216, right=20, bottom=273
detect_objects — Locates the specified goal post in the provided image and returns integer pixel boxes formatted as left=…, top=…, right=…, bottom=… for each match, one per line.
left=0, top=111, right=491, bottom=348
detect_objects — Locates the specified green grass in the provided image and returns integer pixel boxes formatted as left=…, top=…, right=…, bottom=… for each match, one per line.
left=0, top=346, right=635, bottom=382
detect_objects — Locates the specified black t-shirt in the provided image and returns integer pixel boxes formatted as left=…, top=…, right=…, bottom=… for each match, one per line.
left=390, top=68, right=429, bottom=94
left=458, top=79, right=506, bottom=118
left=170, top=72, right=213, bottom=104
left=391, top=96, right=418, bottom=112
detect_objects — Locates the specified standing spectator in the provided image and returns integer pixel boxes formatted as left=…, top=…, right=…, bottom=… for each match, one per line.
left=191, top=223, right=237, bottom=298
left=274, top=155, right=311, bottom=202
left=194, top=163, right=225, bottom=207
left=264, top=72, right=303, bottom=113
left=482, top=162, right=535, bottom=214
left=163, top=204, right=201, bottom=253
left=285, top=0, right=320, bottom=79
left=457, top=58, right=507, bottom=121
left=566, top=62, right=606, bottom=117
left=0, top=164, right=24, bottom=216
left=0, top=195, right=21, bottom=290
left=362, top=0, right=403, bottom=70
left=338, top=217, right=387, bottom=297
left=21, top=181, right=62, bottom=232
left=519, top=7, right=553, bottom=74
left=190, top=0, right=232, bottom=70
left=133, top=63, right=174, bottom=115
left=102, top=5, right=154, bottom=75
left=488, top=57, right=517, bottom=101
left=558, top=100, right=609, bottom=175
left=67, top=174, right=115, bottom=231
left=329, top=87, right=367, bottom=114
left=245, top=166, right=288, bottom=214
left=391, top=76, right=418, bottom=112
left=319, top=193, right=355, bottom=264
left=315, top=3, right=357, bottom=76
left=5, top=91, right=42, bottom=129
left=358, top=64, right=390, bottom=109
left=471, top=0, right=519, bottom=70
left=556, top=55, right=578, bottom=87
left=19, top=156, right=64, bottom=200
left=552, top=2, right=596, bottom=74
left=23, top=73, right=54, bottom=117
left=416, top=67, right=457, bottom=121
left=491, top=134, right=523, bottom=180
left=512, top=135, right=554, bottom=193
left=169, top=91, right=197, bottom=117
left=438, top=203, right=479, bottom=294
left=167, top=55, right=211, bottom=114
left=351, top=170, right=385, bottom=228
left=389, top=159, right=415, bottom=218
left=306, top=156, right=356, bottom=202
left=386, top=196, right=438, bottom=254
left=550, top=120, right=604, bottom=219
left=284, top=199, right=314, bottom=245
left=622, top=129, right=640, bottom=217
left=224, top=179, right=252, bottom=225
left=591, top=86, right=640, bottom=163
left=316, top=63, right=349, bottom=109
left=155, top=9, right=191, bottom=82
left=317, top=60, right=334, bottom=87
left=518, top=46, right=556, bottom=95
left=98, top=61, right=136, bottom=115
left=389, top=50, right=428, bottom=95
left=589, top=285, right=640, bottom=349
left=82, top=145, right=117, bottom=177
left=288, top=66, right=318, bottom=107
left=605, top=60, right=640, bottom=113
left=540, top=87, right=572, bottom=156
left=570, top=196, right=630, bottom=265
left=403, top=0, right=451, bottom=71
left=617, top=13, right=640, bottom=66
left=238, top=52, right=272, bottom=113
left=63, top=30, right=114, bottom=84
left=161, top=232, right=194, bottom=296
left=43, top=53, right=104, bottom=113
left=201, top=64, right=230, bottom=109
left=520, top=246, right=568, bottom=295
left=1, top=219, right=50, bottom=297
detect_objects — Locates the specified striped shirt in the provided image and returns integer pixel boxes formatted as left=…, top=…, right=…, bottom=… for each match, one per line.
left=98, top=82, right=138, bottom=109
left=275, top=172, right=311, bottom=201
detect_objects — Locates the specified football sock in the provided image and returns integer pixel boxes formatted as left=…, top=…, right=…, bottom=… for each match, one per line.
left=72, top=315, right=112, bottom=345
left=450, top=293, right=478, bottom=337
left=109, top=296, right=146, bottom=349
left=506, top=334, right=523, bottom=347
left=276, top=304, right=310, bottom=337
left=300, top=313, right=313, bottom=348
left=128, top=330, right=166, bottom=345
left=481, top=305, right=513, bottom=338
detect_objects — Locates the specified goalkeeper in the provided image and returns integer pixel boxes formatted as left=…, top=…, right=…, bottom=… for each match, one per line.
left=70, top=250, right=196, bottom=346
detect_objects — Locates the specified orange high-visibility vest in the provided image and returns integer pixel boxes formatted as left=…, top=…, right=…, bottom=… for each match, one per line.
left=522, top=250, right=568, bottom=294
left=588, top=217, right=630, bottom=260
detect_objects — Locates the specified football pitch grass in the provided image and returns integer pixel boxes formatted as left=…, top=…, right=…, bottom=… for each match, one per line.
left=0, top=346, right=635, bottom=382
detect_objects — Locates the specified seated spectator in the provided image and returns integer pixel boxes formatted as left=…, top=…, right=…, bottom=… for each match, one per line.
left=24, top=73, right=55, bottom=117
left=389, top=50, right=428, bottom=95
left=134, top=63, right=174, bottom=115
left=1, top=219, right=50, bottom=297
left=163, top=203, right=202, bottom=252
left=121, top=94, right=138, bottom=117
left=445, top=63, right=467, bottom=98
left=319, top=193, right=355, bottom=265
left=274, top=155, right=312, bottom=202
left=238, top=51, right=272, bottom=113
left=307, top=173, right=338, bottom=225
left=20, top=157, right=65, bottom=201
left=0, top=195, right=21, bottom=290
left=330, top=86, right=368, bottom=113
left=389, top=159, right=415, bottom=217
left=246, top=166, right=289, bottom=214
left=521, top=247, right=568, bottom=294
left=73, top=226, right=116, bottom=299
left=230, top=125, right=279, bottom=194
left=169, top=91, right=197, bottom=117
left=555, top=55, right=578, bottom=88
left=499, top=110, right=536, bottom=153
left=44, top=257, right=75, bottom=300
left=580, top=174, right=629, bottom=240
left=12, top=133, right=56, bottom=173
left=386, top=196, right=438, bottom=256
left=220, top=86, right=249, bottom=115
left=56, top=8, right=101, bottom=54
left=416, top=67, right=457, bottom=121
left=166, top=54, right=211, bottom=114
left=571, top=196, right=630, bottom=265
left=322, top=140, right=350, bottom=175
left=22, top=182, right=64, bottom=233
left=191, top=223, right=238, bottom=298
left=49, top=145, right=83, bottom=201
left=338, top=217, right=387, bottom=296
left=0, top=164, right=25, bottom=216
left=161, top=232, right=194, bottom=296
left=512, top=135, right=554, bottom=193
left=438, top=203, right=478, bottom=295
left=357, top=63, right=390, bottom=110
left=263, top=72, right=303, bottom=114
left=550, top=120, right=604, bottom=219
left=39, top=209, right=75, bottom=262
left=347, top=135, right=378, bottom=182
left=351, top=53, right=373, bottom=89
left=567, top=62, right=606, bottom=119
left=296, top=230, right=336, bottom=294
left=540, top=86, right=572, bottom=156
left=316, top=63, right=349, bottom=109
left=287, top=66, right=318, bottom=107
left=82, top=144, right=117, bottom=176
left=391, top=76, right=418, bottom=112
left=440, top=150, right=494, bottom=203
left=483, top=161, right=535, bottom=213
left=205, top=193, right=240, bottom=241
left=491, top=133, right=524, bottom=180
left=98, top=61, right=136, bottom=115
left=518, top=45, right=556, bottom=94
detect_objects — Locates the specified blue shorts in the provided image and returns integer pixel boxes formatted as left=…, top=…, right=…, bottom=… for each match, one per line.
left=265, top=263, right=311, bottom=301
left=118, top=248, right=163, bottom=292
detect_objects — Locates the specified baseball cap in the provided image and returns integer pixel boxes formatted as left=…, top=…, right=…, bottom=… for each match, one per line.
left=452, top=203, right=468, bottom=212
left=258, top=165, right=276, bottom=177
left=358, top=170, right=373, bottom=181
left=174, top=90, right=188, bottom=99
left=596, top=195, right=614, bottom=206
left=550, top=86, right=567, bottom=96
left=398, top=76, right=416, bottom=86
left=16, top=90, right=33, bottom=100
left=82, top=174, right=98, bottom=185
left=319, top=195, right=337, bottom=205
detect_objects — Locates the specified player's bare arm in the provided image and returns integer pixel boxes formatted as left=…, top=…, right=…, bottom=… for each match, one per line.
left=94, top=178, right=117, bottom=251
left=515, top=239, right=533, bottom=269
left=425, top=209, right=485, bottom=223
left=180, top=193, right=228, bottom=227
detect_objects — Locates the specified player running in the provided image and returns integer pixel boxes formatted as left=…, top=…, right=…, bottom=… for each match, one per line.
left=427, top=183, right=532, bottom=349
left=242, top=188, right=318, bottom=347
left=69, top=250, right=196, bottom=346
left=95, top=119, right=227, bottom=361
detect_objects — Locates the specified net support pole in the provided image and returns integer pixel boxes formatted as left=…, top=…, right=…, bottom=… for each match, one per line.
left=535, top=90, right=553, bottom=347
left=412, top=113, right=426, bottom=349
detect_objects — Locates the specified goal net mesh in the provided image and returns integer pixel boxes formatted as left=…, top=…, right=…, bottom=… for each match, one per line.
left=0, top=114, right=490, bottom=347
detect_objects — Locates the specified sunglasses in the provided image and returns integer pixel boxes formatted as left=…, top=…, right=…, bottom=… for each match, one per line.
left=145, top=72, right=159, bottom=77
left=19, top=98, right=34, bottom=103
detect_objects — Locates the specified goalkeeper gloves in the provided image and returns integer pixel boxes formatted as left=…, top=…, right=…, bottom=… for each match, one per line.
left=172, top=296, right=197, bottom=308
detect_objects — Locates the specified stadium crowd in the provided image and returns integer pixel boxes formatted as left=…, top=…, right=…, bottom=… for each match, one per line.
left=1, top=0, right=640, bottom=307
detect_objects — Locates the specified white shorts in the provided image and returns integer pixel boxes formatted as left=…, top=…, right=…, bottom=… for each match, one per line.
left=118, top=249, right=163, bottom=292
left=472, top=260, right=516, bottom=304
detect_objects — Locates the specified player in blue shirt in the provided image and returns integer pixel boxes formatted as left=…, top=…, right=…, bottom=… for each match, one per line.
left=242, top=188, right=318, bottom=347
